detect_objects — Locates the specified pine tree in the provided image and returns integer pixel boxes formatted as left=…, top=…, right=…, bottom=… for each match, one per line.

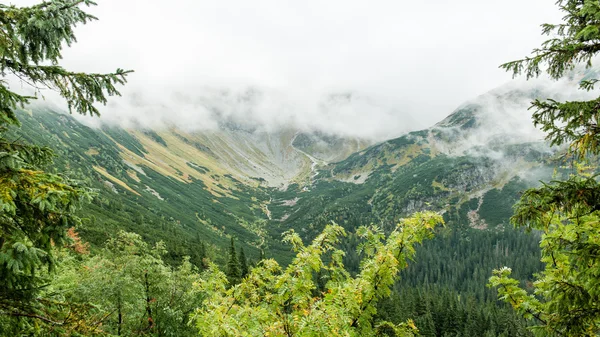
left=239, top=246, right=248, bottom=278
left=225, top=238, right=241, bottom=285
left=199, top=241, right=208, bottom=270
left=0, top=0, right=130, bottom=326
left=416, top=312, right=436, bottom=337
left=489, top=1, right=600, bottom=335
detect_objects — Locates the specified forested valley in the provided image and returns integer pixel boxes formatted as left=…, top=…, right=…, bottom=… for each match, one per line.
left=2, top=0, right=600, bottom=336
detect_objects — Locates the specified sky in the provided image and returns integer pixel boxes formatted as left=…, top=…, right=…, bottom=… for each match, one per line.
left=12, top=0, right=564, bottom=139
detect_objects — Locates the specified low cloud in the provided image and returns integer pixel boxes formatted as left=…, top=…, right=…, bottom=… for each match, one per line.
left=10, top=0, right=564, bottom=140
left=23, top=69, right=599, bottom=144
left=432, top=69, right=600, bottom=155
left=80, top=86, right=420, bottom=140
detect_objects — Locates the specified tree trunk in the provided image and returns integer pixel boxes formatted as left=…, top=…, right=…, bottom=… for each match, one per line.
left=144, top=271, right=154, bottom=330
left=117, top=295, right=122, bottom=336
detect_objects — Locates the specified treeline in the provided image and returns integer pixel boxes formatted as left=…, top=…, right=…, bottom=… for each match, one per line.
left=378, top=286, right=531, bottom=337
left=397, top=225, right=542, bottom=302
left=340, top=225, right=542, bottom=336
left=342, top=224, right=542, bottom=297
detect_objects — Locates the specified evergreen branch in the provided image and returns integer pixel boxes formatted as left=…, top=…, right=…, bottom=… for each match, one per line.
left=1, top=59, right=132, bottom=116
left=501, top=42, right=600, bottom=80
left=32, top=0, right=91, bottom=11
left=511, top=175, right=600, bottom=230
left=0, top=0, right=98, bottom=65
left=3, top=310, right=63, bottom=325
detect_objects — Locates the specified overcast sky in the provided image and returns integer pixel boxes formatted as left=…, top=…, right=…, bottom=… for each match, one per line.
left=13, top=0, right=564, bottom=138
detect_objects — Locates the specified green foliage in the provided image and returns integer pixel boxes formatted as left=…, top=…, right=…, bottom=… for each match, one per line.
left=377, top=286, right=532, bottom=337
left=396, top=225, right=542, bottom=303
left=239, top=247, right=249, bottom=278
left=478, top=179, right=527, bottom=227
left=490, top=167, right=600, bottom=336
left=0, top=230, right=204, bottom=336
left=28, top=231, right=204, bottom=336
left=226, top=238, right=241, bottom=285
left=193, top=211, right=443, bottom=336
left=500, top=0, right=600, bottom=158
left=0, top=0, right=131, bottom=329
left=0, top=0, right=132, bottom=120
left=490, top=1, right=600, bottom=334
left=0, top=229, right=206, bottom=336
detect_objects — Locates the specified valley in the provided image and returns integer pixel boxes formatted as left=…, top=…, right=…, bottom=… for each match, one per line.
left=4, top=1, right=600, bottom=335
left=12, top=78, right=560, bottom=270
left=4, top=76, right=568, bottom=337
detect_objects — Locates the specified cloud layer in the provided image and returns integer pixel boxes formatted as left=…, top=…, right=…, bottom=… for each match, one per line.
left=11, top=0, right=564, bottom=139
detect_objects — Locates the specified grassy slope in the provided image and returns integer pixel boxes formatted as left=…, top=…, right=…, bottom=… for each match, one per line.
left=13, top=109, right=272, bottom=264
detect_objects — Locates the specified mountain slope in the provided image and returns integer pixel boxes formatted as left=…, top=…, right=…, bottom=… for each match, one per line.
left=12, top=77, right=574, bottom=268
left=12, top=108, right=370, bottom=264
left=264, top=81, right=560, bottom=256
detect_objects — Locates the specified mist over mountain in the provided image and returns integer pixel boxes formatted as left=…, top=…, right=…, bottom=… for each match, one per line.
left=39, top=85, right=418, bottom=140
left=9, top=59, right=582, bottom=337
left=9, top=0, right=600, bottom=335
left=9, top=0, right=563, bottom=141
left=19, top=67, right=585, bottom=210
left=24, top=69, right=595, bottom=151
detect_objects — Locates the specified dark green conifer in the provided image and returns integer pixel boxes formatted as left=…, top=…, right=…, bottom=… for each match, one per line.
left=489, top=1, right=600, bottom=335
left=416, top=312, right=436, bottom=337
left=225, top=238, right=241, bottom=285
left=0, top=0, right=131, bottom=324
left=239, top=246, right=248, bottom=278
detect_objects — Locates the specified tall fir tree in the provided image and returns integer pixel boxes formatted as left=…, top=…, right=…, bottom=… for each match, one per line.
left=225, top=237, right=241, bottom=285
left=239, top=246, right=248, bottom=278
left=0, top=0, right=130, bottom=327
left=489, top=1, right=600, bottom=335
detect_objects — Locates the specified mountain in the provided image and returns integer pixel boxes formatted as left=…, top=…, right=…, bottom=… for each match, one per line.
left=11, top=107, right=370, bottom=264
left=12, top=77, right=571, bottom=268
left=254, top=81, right=559, bottom=298
left=267, top=82, right=557, bottom=238
left=11, top=78, right=571, bottom=320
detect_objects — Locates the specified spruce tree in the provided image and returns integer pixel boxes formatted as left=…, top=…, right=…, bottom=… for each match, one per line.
left=0, top=0, right=130, bottom=325
left=489, top=1, right=600, bottom=335
left=199, top=241, right=208, bottom=270
left=416, top=312, right=436, bottom=337
left=225, top=238, right=241, bottom=285
left=239, top=246, right=248, bottom=278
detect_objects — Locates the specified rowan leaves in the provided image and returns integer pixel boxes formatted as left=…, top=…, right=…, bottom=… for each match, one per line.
left=193, top=212, right=444, bottom=337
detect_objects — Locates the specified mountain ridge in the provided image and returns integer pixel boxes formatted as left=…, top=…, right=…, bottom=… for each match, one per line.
left=11, top=77, right=570, bottom=264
